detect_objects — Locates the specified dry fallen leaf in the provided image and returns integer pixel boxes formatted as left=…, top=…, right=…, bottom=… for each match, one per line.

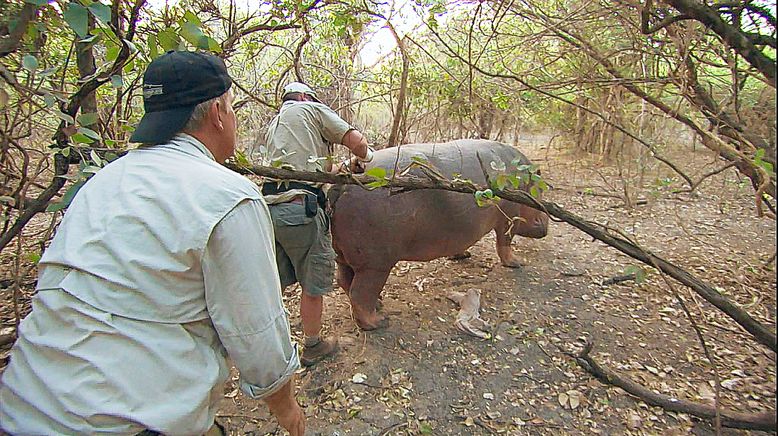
left=567, top=390, right=582, bottom=409
left=558, top=392, right=569, bottom=408
left=627, top=412, right=643, bottom=429
left=697, top=383, right=715, bottom=404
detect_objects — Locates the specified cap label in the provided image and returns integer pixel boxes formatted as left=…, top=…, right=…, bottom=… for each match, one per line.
left=143, top=84, right=164, bottom=98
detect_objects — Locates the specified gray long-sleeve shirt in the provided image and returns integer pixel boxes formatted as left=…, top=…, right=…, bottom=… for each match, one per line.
left=0, top=135, right=299, bottom=434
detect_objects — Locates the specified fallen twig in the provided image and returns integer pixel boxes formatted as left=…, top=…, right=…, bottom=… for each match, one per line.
left=378, top=421, right=408, bottom=436
left=566, top=340, right=776, bottom=431
left=600, top=273, right=637, bottom=286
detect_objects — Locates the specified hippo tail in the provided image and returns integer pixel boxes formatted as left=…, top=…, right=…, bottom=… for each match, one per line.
left=327, top=183, right=345, bottom=213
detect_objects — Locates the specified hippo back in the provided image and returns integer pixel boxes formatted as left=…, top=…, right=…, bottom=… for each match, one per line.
left=371, top=140, right=530, bottom=185
left=331, top=140, right=532, bottom=269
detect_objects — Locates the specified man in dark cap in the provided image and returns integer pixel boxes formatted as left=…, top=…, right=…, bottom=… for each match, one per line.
left=0, top=51, right=304, bottom=435
left=262, top=82, right=373, bottom=367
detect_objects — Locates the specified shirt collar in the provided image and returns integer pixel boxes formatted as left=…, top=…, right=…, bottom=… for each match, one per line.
left=168, top=133, right=217, bottom=162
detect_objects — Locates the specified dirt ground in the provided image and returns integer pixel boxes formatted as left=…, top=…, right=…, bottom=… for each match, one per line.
left=1, top=138, right=776, bottom=435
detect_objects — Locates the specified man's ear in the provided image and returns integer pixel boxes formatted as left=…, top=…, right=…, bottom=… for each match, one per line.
left=209, top=99, right=224, bottom=130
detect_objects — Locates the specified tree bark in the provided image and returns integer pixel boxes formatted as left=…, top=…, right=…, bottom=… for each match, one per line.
left=76, top=13, right=99, bottom=131
left=387, top=22, right=409, bottom=147
left=664, top=0, right=775, bottom=87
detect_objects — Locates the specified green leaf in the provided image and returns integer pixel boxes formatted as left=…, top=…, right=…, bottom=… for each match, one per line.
left=56, top=111, right=75, bottom=124
left=180, top=22, right=205, bottom=47
left=81, top=165, right=102, bottom=174
left=47, top=180, right=86, bottom=212
left=148, top=34, right=160, bottom=59
left=204, top=36, right=222, bottom=53
left=123, top=39, right=137, bottom=54
left=183, top=10, right=202, bottom=25
left=490, top=159, right=506, bottom=172
left=77, top=112, right=99, bottom=126
left=157, top=28, right=180, bottom=51
left=530, top=185, right=539, bottom=198
left=123, top=58, right=135, bottom=74
left=22, top=54, right=39, bottom=72
left=366, top=179, right=389, bottom=188
left=27, top=251, right=42, bottom=263
left=64, top=3, right=89, bottom=38
left=78, top=126, right=101, bottom=140
left=105, top=44, right=120, bottom=62
left=110, top=74, right=123, bottom=88
left=88, top=2, right=111, bottom=24
left=24, top=0, right=49, bottom=6
left=508, top=175, right=520, bottom=189
left=38, top=66, right=59, bottom=77
left=70, top=133, right=94, bottom=144
left=419, top=422, right=434, bottom=434
left=90, top=150, right=103, bottom=166
left=79, top=33, right=100, bottom=43
left=475, top=189, right=495, bottom=207
left=365, top=167, right=387, bottom=179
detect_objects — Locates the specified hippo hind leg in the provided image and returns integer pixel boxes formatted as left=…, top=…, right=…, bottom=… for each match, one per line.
left=349, top=268, right=392, bottom=330
left=336, top=259, right=355, bottom=293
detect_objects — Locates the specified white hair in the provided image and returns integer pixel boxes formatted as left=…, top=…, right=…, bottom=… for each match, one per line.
left=181, top=89, right=231, bottom=133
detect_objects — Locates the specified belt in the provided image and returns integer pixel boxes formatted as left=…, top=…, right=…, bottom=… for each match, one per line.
left=262, top=181, right=326, bottom=210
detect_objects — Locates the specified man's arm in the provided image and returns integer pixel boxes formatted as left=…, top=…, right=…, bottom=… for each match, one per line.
left=202, top=198, right=304, bottom=435
left=315, top=104, right=372, bottom=161
left=341, top=129, right=369, bottom=159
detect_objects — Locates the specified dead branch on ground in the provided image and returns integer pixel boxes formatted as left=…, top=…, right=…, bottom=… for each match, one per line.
left=565, top=340, right=776, bottom=431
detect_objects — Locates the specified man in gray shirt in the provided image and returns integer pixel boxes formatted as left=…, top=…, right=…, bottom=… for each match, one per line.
left=0, top=51, right=304, bottom=435
left=264, top=82, right=373, bottom=366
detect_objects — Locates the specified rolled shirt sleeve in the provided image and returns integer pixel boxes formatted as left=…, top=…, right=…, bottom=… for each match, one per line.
left=202, top=198, right=300, bottom=399
left=314, top=104, right=353, bottom=145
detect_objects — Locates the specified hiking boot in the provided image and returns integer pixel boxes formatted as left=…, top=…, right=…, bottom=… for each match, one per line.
left=301, top=337, right=338, bottom=367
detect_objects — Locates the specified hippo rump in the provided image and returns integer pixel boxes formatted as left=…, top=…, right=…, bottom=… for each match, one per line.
left=330, top=139, right=549, bottom=330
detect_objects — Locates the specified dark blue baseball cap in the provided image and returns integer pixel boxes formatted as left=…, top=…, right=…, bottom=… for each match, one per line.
left=130, top=51, right=232, bottom=144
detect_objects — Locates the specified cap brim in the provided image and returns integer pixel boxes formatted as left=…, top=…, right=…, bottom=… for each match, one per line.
left=129, top=105, right=196, bottom=144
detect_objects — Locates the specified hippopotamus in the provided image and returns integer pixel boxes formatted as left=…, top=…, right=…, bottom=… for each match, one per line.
left=330, top=139, right=549, bottom=330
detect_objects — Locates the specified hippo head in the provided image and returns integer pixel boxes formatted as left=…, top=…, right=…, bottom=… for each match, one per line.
left=513, top=204, right=549, bottom=238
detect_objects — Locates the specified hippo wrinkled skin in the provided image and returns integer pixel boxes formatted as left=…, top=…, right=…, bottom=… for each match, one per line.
left=330, top=139, right=549, bottom=330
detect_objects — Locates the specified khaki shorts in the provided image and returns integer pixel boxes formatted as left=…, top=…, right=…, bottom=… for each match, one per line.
left=268, top=202, right=336, bottom=296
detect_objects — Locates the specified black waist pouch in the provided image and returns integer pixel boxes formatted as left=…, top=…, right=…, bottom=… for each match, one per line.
left=304, top=193, right=318, bottom=217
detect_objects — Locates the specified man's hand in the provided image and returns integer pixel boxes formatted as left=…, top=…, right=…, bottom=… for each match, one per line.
left=274, top=402, right=305, bottom=436
left=332, top=156, right=366, bottom=174
left=264, top=378, right=305, bottom=436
